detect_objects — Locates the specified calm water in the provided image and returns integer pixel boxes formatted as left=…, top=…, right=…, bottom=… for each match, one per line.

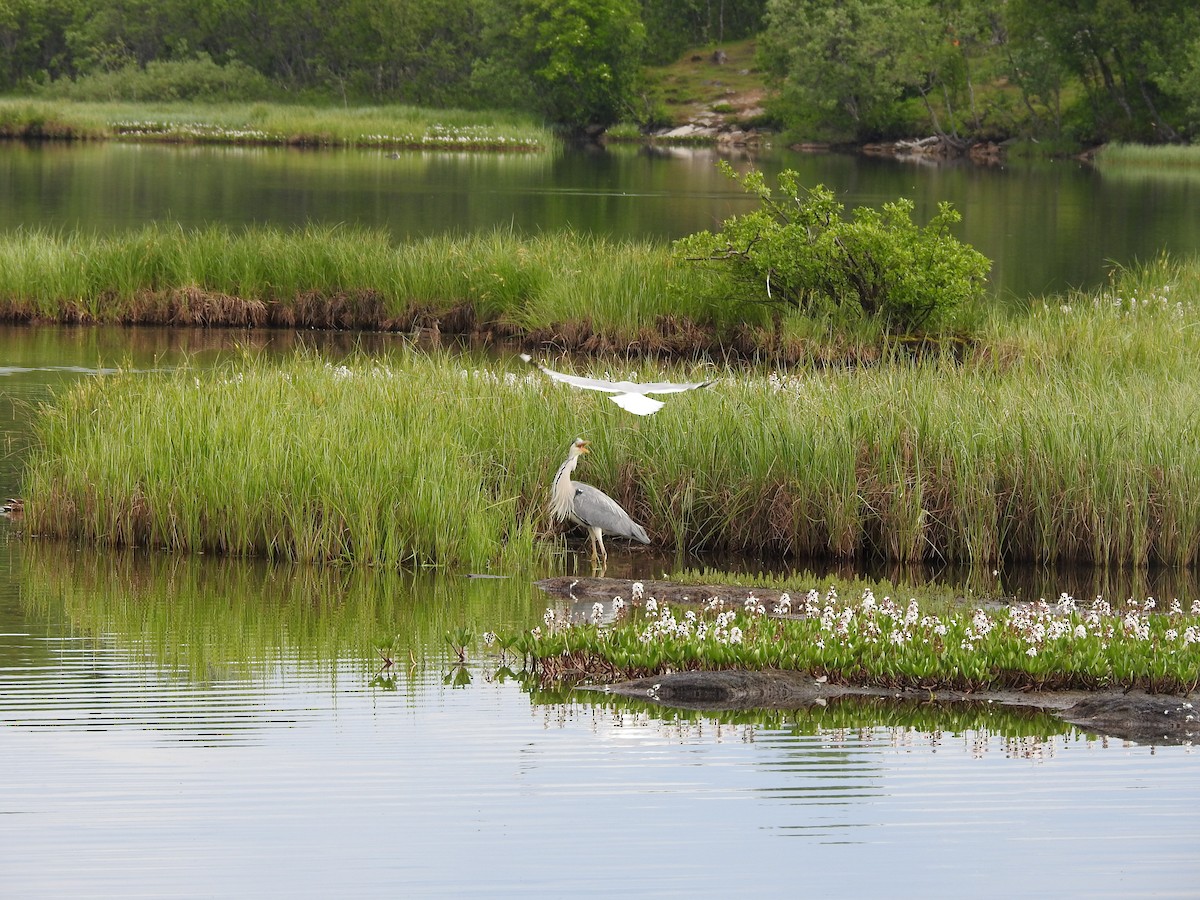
left=0, top=142, right=1198, bottom=895
left=5, top=141, right=1200, bottom=298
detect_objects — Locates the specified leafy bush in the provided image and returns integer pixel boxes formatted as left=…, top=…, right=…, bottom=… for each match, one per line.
left=674, top=162, right=991, bottom=334
left=39, top=54, right=273, bottom=103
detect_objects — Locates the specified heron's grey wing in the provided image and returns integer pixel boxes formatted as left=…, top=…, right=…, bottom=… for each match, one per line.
left=572, top=482, right=651, bottom=543
left=608, top=393, right=664, bottom=416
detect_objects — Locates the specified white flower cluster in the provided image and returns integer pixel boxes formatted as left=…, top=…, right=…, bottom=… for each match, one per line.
left=418, top=125, right=542, bottom=150
left=325, top=362, right=400, bottom=381
left=959, top=608, right=996, bottom=652
left=114, top=121, right=274, bottom=141
left=633, top=598, right=745, bottom=646
left=458, top=368, right=541, bottom=387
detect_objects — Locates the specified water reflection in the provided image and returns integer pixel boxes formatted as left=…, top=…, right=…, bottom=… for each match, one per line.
left=3, top=535, right=1196, bottom=896
left=14, top=541, right=543, bottom=678
left=6, top=141, right=1200, bottom=298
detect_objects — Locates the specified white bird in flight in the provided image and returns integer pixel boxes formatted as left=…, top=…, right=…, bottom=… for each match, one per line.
left=520, top=354, right=714, bottom=416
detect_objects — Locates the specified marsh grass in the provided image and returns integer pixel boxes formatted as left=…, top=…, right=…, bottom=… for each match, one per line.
left=513, top=586, right=1200, bottom=694
left=1094, top=142, right=1200, bottom=168
left=19, top=253, right=1200, bottom=570
left=0, top=99, right=550, bottom=150
left=0, top=225, right=733, bottom=344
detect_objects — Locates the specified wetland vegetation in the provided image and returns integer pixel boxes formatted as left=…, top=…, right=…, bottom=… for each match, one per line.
left=18, top=249, right=1200, bottom=574
left=0, top=98, right=550, bottom=150
left=508, top=583, right=1200, bottom=695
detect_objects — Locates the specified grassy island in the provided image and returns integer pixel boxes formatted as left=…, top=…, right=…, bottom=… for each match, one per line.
left=507, top=583, right=1200, bottom=696
left=18, top=247, right=1200, bottom=571
left=0, top=100, right=550, bottom=151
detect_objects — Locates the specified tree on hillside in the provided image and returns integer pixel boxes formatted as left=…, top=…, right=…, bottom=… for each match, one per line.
left=640, top=0, right=767, bottom=65
left=0, top=0, right=72, bottom=89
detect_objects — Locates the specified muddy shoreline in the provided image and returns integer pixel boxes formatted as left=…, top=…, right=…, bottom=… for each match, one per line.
left=538, top=576, right=1199, bottom=746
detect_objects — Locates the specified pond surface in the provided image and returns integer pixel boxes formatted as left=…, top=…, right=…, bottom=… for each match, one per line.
left=0, top=324, right=1196, bottom=896
left=1, top=140, right=1198, bottom=893
left=4, top=140, right=1200, bottom=299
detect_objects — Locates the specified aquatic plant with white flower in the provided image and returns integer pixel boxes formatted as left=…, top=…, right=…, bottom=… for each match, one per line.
left=497, top=586, right=1200, bottom=694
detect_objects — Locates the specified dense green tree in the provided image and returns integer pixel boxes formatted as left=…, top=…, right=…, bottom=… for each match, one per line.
left=0, top=0, right=72, bottom=88
left=760, top=0, right=930, bottom=140
left=509, top=0, right=646, bottom=129
left=1006, top=0, right=1200, bottom=142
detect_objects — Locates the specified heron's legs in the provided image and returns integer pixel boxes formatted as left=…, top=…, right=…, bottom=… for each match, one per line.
left=586, top=528, right=608, bottom=571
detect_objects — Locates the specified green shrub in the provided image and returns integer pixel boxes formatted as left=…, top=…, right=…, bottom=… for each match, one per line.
left=674, top=162, right=992, bottom=334
left=39, top=55, right=273, bottom=103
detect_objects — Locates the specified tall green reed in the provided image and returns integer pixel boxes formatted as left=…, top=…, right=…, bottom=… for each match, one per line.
left=0, top=225, right=720, bottom=339
left=19, top=253, right=1200, bottom=570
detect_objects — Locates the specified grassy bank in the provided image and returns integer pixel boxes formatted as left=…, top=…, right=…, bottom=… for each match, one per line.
left=0, top=99, right=549, bottom=150
left=512, top=585, right=1200, bottom=694
left=0, top=224, right=843, bottom=359
left=1093, top=142, right=1200, bottom=168
left=19, top=252, right=1200, bottom=569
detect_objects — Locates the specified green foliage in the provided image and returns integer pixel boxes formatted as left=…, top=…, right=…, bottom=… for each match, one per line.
left=37, top=54, right=273, bottom=102
left=674, top=162, right=991, bottom=334
left=511, top=0, right=647, bottom=130
left=1004, top=0, right=1200, bottom=144
left=758, top=0, right=916, bottom=141
left=639, top=0, right=767, bottom=66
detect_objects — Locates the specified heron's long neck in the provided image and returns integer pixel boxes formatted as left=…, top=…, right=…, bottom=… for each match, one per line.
left=550, top=453, right=579, bottom=522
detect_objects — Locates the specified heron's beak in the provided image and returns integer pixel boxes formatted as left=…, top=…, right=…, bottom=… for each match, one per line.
left=579, top=441, right=590, bottom=453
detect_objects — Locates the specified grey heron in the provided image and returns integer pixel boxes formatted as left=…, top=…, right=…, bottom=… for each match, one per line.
left=550, top=438, right=650, bottom=564
left=521, top=354, right=713, bottom=416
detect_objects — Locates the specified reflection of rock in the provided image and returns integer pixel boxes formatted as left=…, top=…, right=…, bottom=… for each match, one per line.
left=599, top=671, right=1197, bottom=747
left=855, top=135, right=1007, bottom=165
left=1060, top=694, right=1198, bottom=746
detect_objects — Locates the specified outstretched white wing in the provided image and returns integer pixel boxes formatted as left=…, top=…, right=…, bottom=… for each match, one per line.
left=520, top=354, right=712, bottom=416
left=608, top=393, right=665, bottom=416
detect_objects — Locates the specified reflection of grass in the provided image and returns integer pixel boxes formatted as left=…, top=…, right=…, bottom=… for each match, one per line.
left=515, top=585, right=1200, bottom=694
left=0, top=99, right=549, bottom=150
left=19, top=541, right=542, bottom=679
left=528, top=682, right=1076, bottom=743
